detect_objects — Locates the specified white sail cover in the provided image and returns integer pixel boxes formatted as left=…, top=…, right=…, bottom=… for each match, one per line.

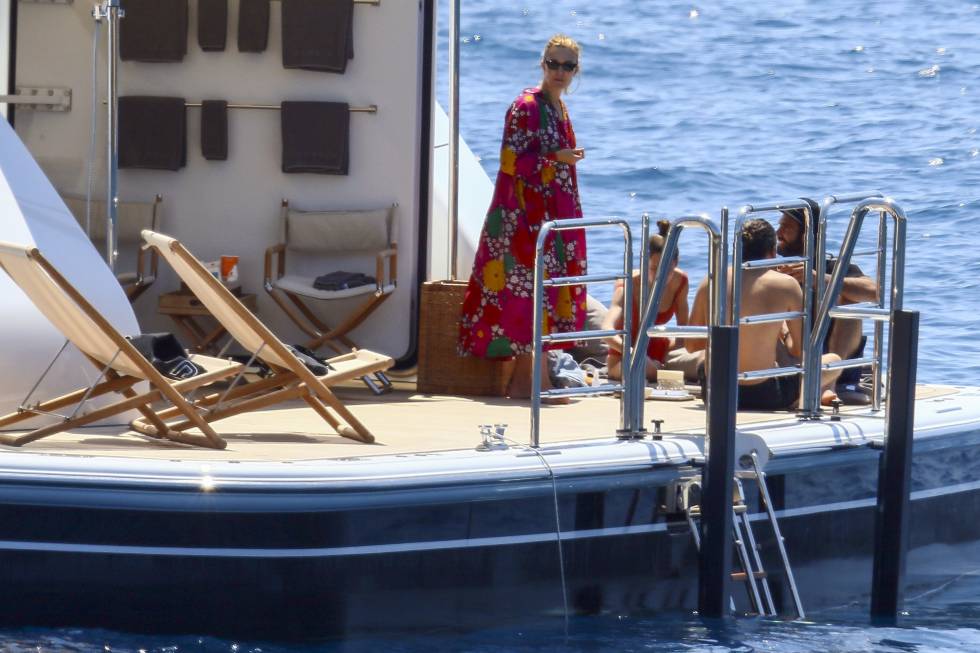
left=0, top=119, right=139, bottom=423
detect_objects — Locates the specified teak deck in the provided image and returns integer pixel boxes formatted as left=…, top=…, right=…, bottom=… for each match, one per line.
left=0, top=385, right=956, bottom=462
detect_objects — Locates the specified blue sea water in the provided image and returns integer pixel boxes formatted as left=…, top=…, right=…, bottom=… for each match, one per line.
left=442, top=0, right=980, bottom=388
left=6, top=1, right=980, bottom=650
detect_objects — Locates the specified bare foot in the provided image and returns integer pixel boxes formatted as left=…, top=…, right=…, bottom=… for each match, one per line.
left=821, top=389, right=839, bottom=406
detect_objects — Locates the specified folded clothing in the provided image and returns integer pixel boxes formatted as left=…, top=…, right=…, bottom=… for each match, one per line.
left=119, top=96, right=187, bottom=171
left=120, top=0, right=188, bottom=62
left=280, top=101, right=350, bottom=174
left=313, top=271, right=376, bottom=291
left=238, top=0, right=270, bottom=53
left=128, top=332, right=203, bottom=380
left=282, top=0, right=354, bottom=73
left=198, top=0, right=228, bottom=52
left=201, top=100, right=228, bottom=161
left=285, top=344, right=334, bottom=376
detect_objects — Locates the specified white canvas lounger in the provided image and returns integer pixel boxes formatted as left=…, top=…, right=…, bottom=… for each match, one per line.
left=143, top=230, right=394, bottom=444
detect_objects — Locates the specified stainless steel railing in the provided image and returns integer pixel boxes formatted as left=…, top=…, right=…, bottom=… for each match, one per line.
left=730, top=200, right=819, bottom=415
left=530, top=217, right=634, bottom=447
left=624, top=214, right=725, bottom=436
left=803, top=196, right=907, bottom=414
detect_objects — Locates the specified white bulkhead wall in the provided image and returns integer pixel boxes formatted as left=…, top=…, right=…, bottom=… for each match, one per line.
left=13, top=0, right=425, bottom=361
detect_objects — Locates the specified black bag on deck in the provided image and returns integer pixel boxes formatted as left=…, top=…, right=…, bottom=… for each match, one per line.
left=128, top=332, right=204, bottom=380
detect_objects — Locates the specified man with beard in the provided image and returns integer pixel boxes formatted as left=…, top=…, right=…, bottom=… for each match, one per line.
left=775, top=207, right=878, bottom=404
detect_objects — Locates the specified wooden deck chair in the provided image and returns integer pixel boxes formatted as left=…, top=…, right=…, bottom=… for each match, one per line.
left=0, top=240, right=242, bottom=449
left=61, top=193, right=163, bottom=301
left=263, top=200, right=397, bottom=355
left=144, top=230, right=394, bottom=444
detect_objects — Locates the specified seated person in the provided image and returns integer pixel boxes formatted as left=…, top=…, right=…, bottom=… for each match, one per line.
left=687, top=219, right=842, bottom=411
left=603, top=220, right=703, bottom=382
left=776, top=207, right=879, bottom=404
left=569, top=293, right=610, bottom=365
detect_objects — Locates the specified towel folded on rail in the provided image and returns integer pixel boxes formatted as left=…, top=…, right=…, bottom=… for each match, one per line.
left=313, top=271, right=376, bottom=292
left=280, top=101, right=350, bottom=175
left=119, top=97, right=187, bottom=171
left=201, top=100, right=228, bottom=161
left=282, top=0, right=355, bottom=73
left=120, top=0, right=188, bottom=62
left=197, top=0, right=228, bottom=52
left=238, top=0, right=270, bottom=53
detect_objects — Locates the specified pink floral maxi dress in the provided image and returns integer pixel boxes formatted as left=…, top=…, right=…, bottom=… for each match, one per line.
left=458, top=88, right=588, bottom=358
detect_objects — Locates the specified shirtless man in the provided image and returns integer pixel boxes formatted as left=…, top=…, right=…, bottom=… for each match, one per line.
left=686, top=219, right=841, bottom=410
left=776, top=208, right=878, bottom=403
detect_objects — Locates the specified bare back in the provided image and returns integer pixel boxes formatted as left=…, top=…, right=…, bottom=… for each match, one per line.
left=687, top=267, right=803, bottom=379
left=736, top=269, right=802, bottom=375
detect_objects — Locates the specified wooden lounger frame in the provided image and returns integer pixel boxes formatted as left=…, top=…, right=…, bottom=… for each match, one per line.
left=0, top=243, right=242, bottom=449
left=144, top=230, right=394, bottom=443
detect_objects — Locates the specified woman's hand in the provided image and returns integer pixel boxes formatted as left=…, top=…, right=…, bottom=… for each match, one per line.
left=554, top=148, right=585, bottom=165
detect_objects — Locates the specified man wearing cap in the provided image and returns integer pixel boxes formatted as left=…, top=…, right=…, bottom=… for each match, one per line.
left=775, top=208, right=878, bottom=404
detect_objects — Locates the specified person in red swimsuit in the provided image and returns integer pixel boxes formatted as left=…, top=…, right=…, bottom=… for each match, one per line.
left=603, top=220, right=691, bottom=381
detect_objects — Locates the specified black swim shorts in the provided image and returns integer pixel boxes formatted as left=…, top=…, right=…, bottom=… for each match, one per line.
left=738, top=376, right=800, bottom=411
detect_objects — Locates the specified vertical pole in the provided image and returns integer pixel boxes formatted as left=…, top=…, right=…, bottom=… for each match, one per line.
left=870, top=309, right=919, bottom=623
left=447, top=0, right=461, bottom=280
left=104, top=0, right=121, bottom=272
left=872, top=211, right=888, bottom=410
left=698, top=324, right=739, bottom=618
left=530, top=222, right=551, bottom=448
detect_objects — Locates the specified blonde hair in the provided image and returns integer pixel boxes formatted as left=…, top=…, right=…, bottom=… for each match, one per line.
left=542, top=34, right=581, bottom=62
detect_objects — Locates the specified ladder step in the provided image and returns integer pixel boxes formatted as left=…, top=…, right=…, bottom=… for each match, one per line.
left=731, top=571, right=768, bottom=582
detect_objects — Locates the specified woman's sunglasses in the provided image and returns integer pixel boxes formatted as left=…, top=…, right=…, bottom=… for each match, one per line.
left=544, top=58, right=578, bottom=72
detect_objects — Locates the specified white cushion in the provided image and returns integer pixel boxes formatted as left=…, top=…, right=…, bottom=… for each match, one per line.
left=285, top=206, right=394, bottom=253
left=275, top=274, right=395, bottom=300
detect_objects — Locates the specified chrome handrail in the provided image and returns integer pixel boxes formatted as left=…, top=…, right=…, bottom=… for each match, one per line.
left=624, top=214, right=724, bottom=436
left=798, top=191, right=884, bottom=412
left=531, top=217, right=634, bottom=447
left=804, top=196, right=907, bottom=414
left=730, top=199, right=818, bottom=414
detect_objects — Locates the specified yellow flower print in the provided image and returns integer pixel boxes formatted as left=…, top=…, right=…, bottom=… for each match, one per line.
left=541, top=164, right=555, bottom=185
left=556, top=286, right=573, bottom=319
left=483, top=259, right=506, bottom=292
left=500, top=147, right=517, bottom=176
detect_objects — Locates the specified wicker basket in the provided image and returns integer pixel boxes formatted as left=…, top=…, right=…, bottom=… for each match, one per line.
left=416, top=280, right=515, bottom=396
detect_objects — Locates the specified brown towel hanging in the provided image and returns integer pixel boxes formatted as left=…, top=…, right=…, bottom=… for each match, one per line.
left=201, top=100, right=228, bottom=161
left=280, top=101, right=350, bottom=175
left=120, top=0, right=188, bottom=62
left=238, top=0, right=271, bottom=53
left=119, top=97, right=187, bottom=171
left=282, top=0, right=355, bottom=73
left=198, top=0, right=228, bottom=52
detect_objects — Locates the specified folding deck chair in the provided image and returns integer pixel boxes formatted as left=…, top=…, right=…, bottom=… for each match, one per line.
left=61, top=193, right=163, bottom=302
left=143, top=230, right=394, bottom=444
left=263, top=201, right=397, bottom=356
left=0, top=241, right=243, bottom=449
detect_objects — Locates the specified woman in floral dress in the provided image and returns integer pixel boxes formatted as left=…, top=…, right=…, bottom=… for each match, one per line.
left=458, top=34, right=588, bottom=400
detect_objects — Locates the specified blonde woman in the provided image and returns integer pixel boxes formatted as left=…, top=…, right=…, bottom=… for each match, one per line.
left=459, top=34, right=588, bottom=401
